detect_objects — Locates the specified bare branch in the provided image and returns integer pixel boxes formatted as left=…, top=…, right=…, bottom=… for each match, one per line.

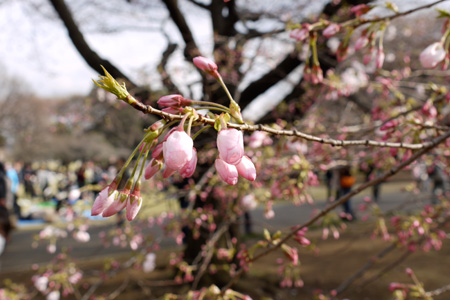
left=48, top=0, right=138, bottom=88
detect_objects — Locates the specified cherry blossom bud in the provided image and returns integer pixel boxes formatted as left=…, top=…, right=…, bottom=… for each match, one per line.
left=311, top=65, right=323, bottom=84
left=351, top=4, right=371, bottom=17
left=144, top=158, right=163, bottom=180
left=157, top=94, right=192, bottom=108
left=163, top=130, right=193, bottom=170
left=162, top=107, right=184, bottom=114
left=290, top=24, right=310, bottom=41
left=193, top=56, right=220, bottom=79
left=236, top=156, right=256, bottom=181
left=323, top=23, right=341, bottom=38
left=419, top=42, right=446, bottom=69
left=91, top=188, right=118, bottom=216
left=163, top=166, right=177, bottom=178
left=102, top=193, right=127, bottom=217
left=126, top=195, right=142, bottom=221
left=180, top=148, right=197, bottom=178
left=217, top=128, right=244, bottom=165
left=215, top=158, right=238, bottom=185
left=354, top=35, right=369, bottom=51
left=376, top=48, right=385, bottom=69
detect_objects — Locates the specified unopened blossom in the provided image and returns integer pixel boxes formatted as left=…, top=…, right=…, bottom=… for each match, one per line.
left=193, top=56, right=220, bottom=79
left=375, top=47, right=385, bottom=69
left=102, top=193, right=127, bottom=217
left=217, top=128, right=244, bottom=165
left=419, top=42, right=446, bottom=69
left=290, top=24, right=310, bottom=41
left=354, top=35, right=369, bottom=51
left=163, top=130, right=193, bottom=170
left=157, top=94, right=191, bottom=108
left=144, top=158, right=163, bottom=180
left=215, top=158, right=238, bottom=185
left=180, top=148, right=197, bottom=178
left=126, top=195, right=142, bottom=221
left=91, top=187, right=118, bottom=216
left=236, top=156, right=256, bottom=181
left=323, top=23, right=341, bottom=38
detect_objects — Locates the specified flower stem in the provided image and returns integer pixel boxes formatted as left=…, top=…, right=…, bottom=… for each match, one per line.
left=191, top=100, right=229, bottom=111
left=191, top=125, right=212, bottom=140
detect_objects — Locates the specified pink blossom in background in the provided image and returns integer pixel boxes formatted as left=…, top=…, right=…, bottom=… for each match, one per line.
left=163, top=130, right=193, bottom=170
left=419, top=42, right=446, bottom=69
left=47, top=290, right=60, bottom=300
left=241, top=194, right=257, bottom=210
left=217, top=128, right=244, bottom=165
left=215, top=158, right=239, bottom=185
left=143, top=253, right=156, bottom=273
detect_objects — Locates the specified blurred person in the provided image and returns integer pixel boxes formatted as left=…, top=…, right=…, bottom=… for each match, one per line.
left=6, top=162, right=21, bottom=219
left=339, top=167, right=356, bottom=221
left=0, top=205, right=12, bottom=256
left=428, top=164, right=448, bottom=204
left=22, top=163, right=36, bottom=198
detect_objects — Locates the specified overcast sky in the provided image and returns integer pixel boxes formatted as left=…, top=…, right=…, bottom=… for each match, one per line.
left=0, top=0, right=448, bottom=107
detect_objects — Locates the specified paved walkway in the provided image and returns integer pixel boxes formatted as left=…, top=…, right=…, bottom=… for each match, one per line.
left=0, top=187, right=430, bottom=273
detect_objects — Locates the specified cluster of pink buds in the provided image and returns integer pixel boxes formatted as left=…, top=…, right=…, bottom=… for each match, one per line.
left=145, top=127, right=197, bottom=180
left=215, top=128, right=256, bottom=185
left=157, top=94, right=192, bottom=114
left=91, top=179, right=143, bottom=221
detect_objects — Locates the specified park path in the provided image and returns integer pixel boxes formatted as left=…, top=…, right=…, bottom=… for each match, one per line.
left=0, top=186, right=429, bottom=274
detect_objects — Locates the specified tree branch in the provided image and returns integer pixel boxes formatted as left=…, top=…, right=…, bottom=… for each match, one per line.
left=48, top=0, right=138, bottom=88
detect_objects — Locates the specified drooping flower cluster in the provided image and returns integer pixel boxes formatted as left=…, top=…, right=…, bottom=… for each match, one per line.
left=215, top=128, right=256, bottom=185
left=91, top=55, right=258, bottom=221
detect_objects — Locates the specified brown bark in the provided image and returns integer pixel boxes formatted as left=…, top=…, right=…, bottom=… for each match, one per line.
left=48, top=0, right=138, bottom=88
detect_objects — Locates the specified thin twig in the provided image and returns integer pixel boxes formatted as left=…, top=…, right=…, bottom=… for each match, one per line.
left=220, top=129, right=450, bottom=293
left=125, top=96, right=440, bottom=150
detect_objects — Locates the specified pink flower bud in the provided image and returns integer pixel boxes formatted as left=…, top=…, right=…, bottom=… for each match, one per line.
left=351, top=4, right=371, bottom=17
left=126, top=195, right=142, bottom=221
left=180, top=148, right=197, bottom=178
left=420, top=42, right=446, bottom=69
left=236, top=155, right=256, bottom=181
left=376, top=48, right=385, bottom=69
left=193, top=56, right=220, bottom=79
left=157, top=94, right=191, bottom=108
left=354, top=35, right=369, bottom=51
left=91, top=188, right=117, bottom=216
left=163, top=166, right=177, bottom=178
left=323, top=23, right=341, bottom=38
left=163, top=130, right=193, bottom=170
left=217, top=128, right=244, bottom=165
left=102, top=193, right=127, bottom=217
left=144, top=158, right=163, bottom=180
left=215, top=158, right=238, bottom=185
left=162, top=107, right=184, bottom=114
left=290, top=24, right=311, bottom=41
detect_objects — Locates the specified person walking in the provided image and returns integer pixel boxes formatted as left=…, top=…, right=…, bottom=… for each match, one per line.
left=339, top=167, right=356, bottom=220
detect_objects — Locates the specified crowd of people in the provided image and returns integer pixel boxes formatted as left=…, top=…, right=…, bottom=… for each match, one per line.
left=0, top=159, right=129, bottom=255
